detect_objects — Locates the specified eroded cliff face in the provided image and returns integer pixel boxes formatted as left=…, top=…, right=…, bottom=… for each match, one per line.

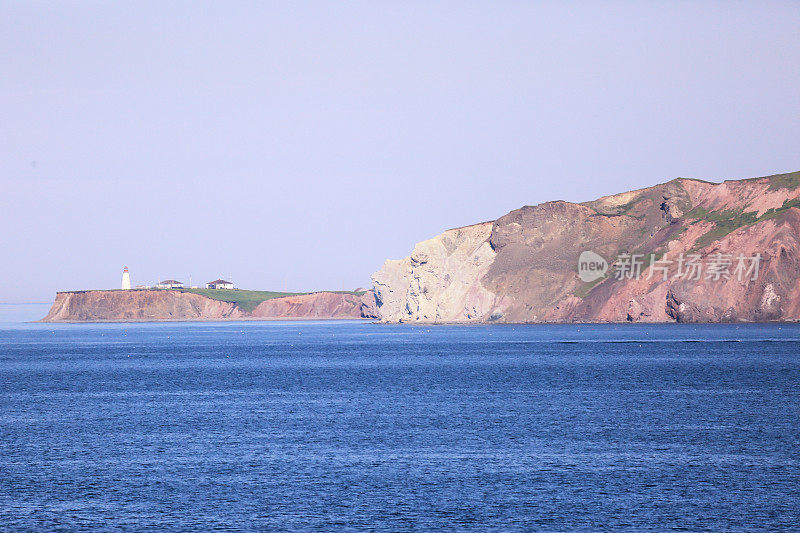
left=372, top=222, right=501, bottom=322
left=42, top=290, right=375, bottom=322
left=251, top=292, right=368, bottom=319
left=372, top=171, right=800, bottom=323
left=43, top=290, right=244, bottom=322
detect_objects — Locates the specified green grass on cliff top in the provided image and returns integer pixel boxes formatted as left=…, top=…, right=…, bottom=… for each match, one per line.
left=175, top=288, right=304, bottom=312
left=165, top=287, right=365, bottom=313
left=686, top=198, right=800, bottom=251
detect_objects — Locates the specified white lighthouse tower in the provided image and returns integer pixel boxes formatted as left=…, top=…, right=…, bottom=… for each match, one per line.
left=121, top=266, right=131, bottom=290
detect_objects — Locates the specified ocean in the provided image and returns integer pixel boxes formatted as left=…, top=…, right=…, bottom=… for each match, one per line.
left=1, top=316, right=799, bottom=531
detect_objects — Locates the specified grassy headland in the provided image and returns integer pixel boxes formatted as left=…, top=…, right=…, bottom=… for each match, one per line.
left=163, top=287, right=366, bottom=313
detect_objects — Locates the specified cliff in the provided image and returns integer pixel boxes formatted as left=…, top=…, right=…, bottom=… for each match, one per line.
left=372, top=171, right=800, bottom=323
left=252, top=291, right=376, bottom=319
left=372, top=222, right=499, bottom=322
left=41, top=289, right=377, bottom=322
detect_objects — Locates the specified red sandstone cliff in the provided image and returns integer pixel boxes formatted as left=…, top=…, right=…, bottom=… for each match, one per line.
left=372, top=171, right=800, bottom=323
left=43, top=290, right=244, bottom=322
left=251, top=292, right=369, bottom=319
left=41, top=290, right=376, bottom=322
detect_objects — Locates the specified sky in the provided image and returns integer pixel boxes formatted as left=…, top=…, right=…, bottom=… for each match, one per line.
left=1, top=1, right=799, bottom=302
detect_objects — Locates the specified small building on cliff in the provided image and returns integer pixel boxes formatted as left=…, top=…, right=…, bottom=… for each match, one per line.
left=206, top=279, right=234, bottom=290
left=156, top=279, right=184, bottom=289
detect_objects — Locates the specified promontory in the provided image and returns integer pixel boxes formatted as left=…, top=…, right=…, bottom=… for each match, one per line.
left=43, top=170, right=800, bottom=324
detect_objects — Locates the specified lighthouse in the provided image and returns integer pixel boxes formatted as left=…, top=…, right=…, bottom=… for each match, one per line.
left=121, top=267, right=131, bottom=290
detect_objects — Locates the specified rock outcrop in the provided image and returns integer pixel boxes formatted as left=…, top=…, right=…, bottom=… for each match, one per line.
left=372, top=222, right=502, bottom=322
left=251, top=292, right=366, bottom=319
left=42, top=290, right=245, bottom=322
left=42, top=289, right=375, bottom=322
left=372, top=171, right=800, bottom=323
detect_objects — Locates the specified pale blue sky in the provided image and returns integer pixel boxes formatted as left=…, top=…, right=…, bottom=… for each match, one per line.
left=2, top=1, right=799, bottom=302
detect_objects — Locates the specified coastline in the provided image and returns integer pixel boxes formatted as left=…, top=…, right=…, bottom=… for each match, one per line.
left=36, top=316, right=374, bottom=324
left=35, top=317, right=800, bottom=325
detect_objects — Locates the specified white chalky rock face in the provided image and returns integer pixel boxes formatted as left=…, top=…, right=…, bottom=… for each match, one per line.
left=371, top=222, right=500, bottom=323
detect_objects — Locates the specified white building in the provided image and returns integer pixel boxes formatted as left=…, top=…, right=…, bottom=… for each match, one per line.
left=121, top=267, right=131, bottom=290
left=206, top=279, right=234, bottom=290
left=157, top=279, right=185, bottom=289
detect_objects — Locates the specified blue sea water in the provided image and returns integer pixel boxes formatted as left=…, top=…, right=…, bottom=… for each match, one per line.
left=1, top=318, right=799, bottom=531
